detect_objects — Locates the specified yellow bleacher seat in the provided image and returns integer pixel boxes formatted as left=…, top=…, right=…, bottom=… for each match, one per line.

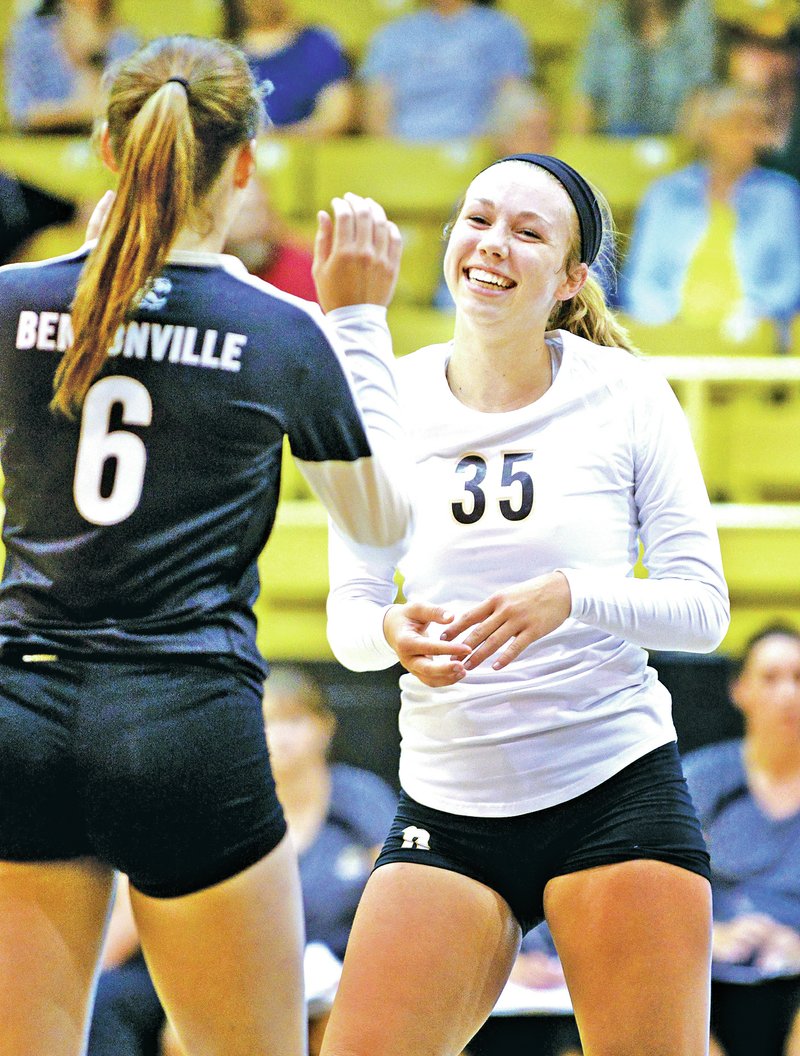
left=310, top=137, right=493, bottom=221
left=497, top=0, right=592, bottom=53
left=553, top=134, right=690, bottom=233
left=713, top=0, right=799, bottom=36
left=17, top=219, right=87, bottom=262
left=117, top=0, right=221, bottom=40
left=722, top=389, right=800, bottom=502
left=622, top=318, right=780, bottom=358
left=254, top=499, right=330, bottom=659
left=717, top=506, right=800, bottom=602
left=0, top=134, right=113, bottom=203
left=387, top=305, right=454, bottom=358
left=0, top=3, right=17, bottom=131
left=394, top=221, right=448, bottom=306
left=280, top=437, right=315, bottom=502
left=284, top=0, right=415, bottom=60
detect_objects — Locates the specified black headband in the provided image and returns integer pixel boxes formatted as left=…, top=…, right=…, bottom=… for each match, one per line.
left=485, top=153, right=603, bottom=266
left=165, top=76, right=190, bottom=94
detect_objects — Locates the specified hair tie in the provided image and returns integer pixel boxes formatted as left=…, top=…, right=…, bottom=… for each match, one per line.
left=165, top=76, right=190, bottom=94
left=485, top=153, right=603, bottom=266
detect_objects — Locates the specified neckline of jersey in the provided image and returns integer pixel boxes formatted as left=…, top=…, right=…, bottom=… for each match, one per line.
left=79, top=241, right=249, bottom=276
left=439, top=329, right=569, bottom=419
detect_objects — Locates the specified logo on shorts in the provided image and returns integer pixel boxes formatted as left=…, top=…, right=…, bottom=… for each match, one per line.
left=401, top=825, right=431, bottom=850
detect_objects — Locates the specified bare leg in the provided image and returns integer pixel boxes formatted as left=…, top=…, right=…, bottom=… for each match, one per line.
left=786, top=1006, right=800, bottom=1056
left=131, top=834, right=306, bottom=1056
left=0, top=857, right=115, bottom=1056
left=545, top=860, right=712, bottom=1056
left=320, top=862, right=521, bottom=1056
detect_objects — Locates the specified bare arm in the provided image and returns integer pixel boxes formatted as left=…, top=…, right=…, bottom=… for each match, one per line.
left=288, top=80, right=354, bottom=138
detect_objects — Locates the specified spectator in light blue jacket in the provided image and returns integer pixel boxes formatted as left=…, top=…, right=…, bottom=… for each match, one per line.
left=5, top=0, right=139, bottom=133
left=359, top=0, right=532, bottom=141
left=620, top=84, right=800, bottom=343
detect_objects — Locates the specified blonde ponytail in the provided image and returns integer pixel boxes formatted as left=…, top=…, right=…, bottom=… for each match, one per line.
left=547, top=274, right=638, bottom=352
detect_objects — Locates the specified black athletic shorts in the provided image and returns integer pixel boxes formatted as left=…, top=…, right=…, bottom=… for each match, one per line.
left=375, top=741, right=710, bottom=934
left=0, top=653, right=286, bottom=898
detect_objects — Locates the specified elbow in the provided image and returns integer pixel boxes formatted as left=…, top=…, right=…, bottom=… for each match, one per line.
left=326, top=624, right=390, bottom=673
left=689, top=592, right=731, bottom=654
left=343, top=499, right=413, bottom=549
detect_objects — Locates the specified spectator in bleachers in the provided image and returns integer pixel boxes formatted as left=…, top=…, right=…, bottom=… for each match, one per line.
left=88, top=666, right=398, bottom=1056
left=572, top=0, right=716, bottom=136
left=358, top=0, right=532, bottom=141
left=683, top=625, right=800, bottom=1056
left=224, top=177, right=317, bottom=301
left=726, top=28, right=800, bottom=185
left=222, top=0, right=353, bottom=136
left=619, top=83, right=800, bottom=342
left=4, top=0, right=139, bottom=133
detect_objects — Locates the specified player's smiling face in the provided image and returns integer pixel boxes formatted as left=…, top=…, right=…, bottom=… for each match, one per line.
left=443, top=161, right=581, bottom=325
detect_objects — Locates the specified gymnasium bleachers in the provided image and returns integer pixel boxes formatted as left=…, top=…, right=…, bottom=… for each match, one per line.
left=1, top=0, right=799, bottom=661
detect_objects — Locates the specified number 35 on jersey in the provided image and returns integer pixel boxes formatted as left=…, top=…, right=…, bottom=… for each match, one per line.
left=451, top=452, right=534, bottom=525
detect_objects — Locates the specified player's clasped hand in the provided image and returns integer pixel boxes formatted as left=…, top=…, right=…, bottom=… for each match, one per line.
left=312, top=192, right=403, bottom=312
left=439, top=571, right=572, bottom=673
left=383, top=602, right=471, bottom=688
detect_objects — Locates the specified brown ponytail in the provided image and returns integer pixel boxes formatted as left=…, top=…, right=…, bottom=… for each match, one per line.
left=52, top=36, right=263, bottom=417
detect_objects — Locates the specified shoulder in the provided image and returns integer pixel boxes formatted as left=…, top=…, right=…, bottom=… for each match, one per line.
left=0, top=245, right=90, bottom=299
left=588, top=1, right=625, bottom=33
left=742, top=166, right=800, bottom=199
left=644, top=164, right=704, bottom=201
left=331, top=762, right=394, bottom=798
left=557, top=329, right=657, bottom=382
left=10, top=11, right=54, bottom=40
left=682, top=739, right=743, bottom=786
left=329, top=764, right=397, bottom=826
left=299, top=25, right=345, bottom=55
left=212, top=262, right=326, bottom=332
left=471, top=6, right=526, bottom=34
left=557, top=330, right=677, bottom=414
left=109, top=27, right=140, bottom=58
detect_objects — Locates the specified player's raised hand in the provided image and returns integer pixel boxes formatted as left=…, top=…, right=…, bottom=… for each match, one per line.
left=313, top=192, right=402, bottom=312
left=384, top=602, right=471, bottom=687
left=439, top=572, right=572, bottom=672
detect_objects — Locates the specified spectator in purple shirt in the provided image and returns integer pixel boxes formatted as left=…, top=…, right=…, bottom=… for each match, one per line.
left=222, top=0, right=353, bottom=136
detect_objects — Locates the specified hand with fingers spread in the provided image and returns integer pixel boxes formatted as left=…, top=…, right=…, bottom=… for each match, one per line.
left=312, top=191, right=402, bottom=312
left=440, top=572, right=572, bottom=673
left=383, top=602, right=472, bottom=687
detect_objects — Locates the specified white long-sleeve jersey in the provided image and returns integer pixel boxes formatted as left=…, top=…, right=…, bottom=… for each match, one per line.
left=327, top=330, right=730, bottom=816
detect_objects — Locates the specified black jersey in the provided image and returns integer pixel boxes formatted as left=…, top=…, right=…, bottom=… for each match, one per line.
left=0, top=246, right=408, bottom=676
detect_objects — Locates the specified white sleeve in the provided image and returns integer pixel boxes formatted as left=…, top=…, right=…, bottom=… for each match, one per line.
left=558, top=372, right=730, bottom=653
left=326, top=519, right=401, bottom=671
left=297, top=303, right=413, bottom=549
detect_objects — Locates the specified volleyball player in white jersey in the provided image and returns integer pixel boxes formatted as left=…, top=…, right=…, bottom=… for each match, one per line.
left=322, top=154, right=730, bottom=1056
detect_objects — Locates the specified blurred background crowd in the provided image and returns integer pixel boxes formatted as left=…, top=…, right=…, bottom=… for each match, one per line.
left=1, top=3, right=800, bottom=1055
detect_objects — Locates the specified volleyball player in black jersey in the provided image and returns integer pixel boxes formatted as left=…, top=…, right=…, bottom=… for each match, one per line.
left=0, top=34, right=409, bottom=1056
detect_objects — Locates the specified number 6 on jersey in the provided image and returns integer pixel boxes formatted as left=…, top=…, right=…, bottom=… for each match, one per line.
left=73, top=376, right=153, bottom=526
